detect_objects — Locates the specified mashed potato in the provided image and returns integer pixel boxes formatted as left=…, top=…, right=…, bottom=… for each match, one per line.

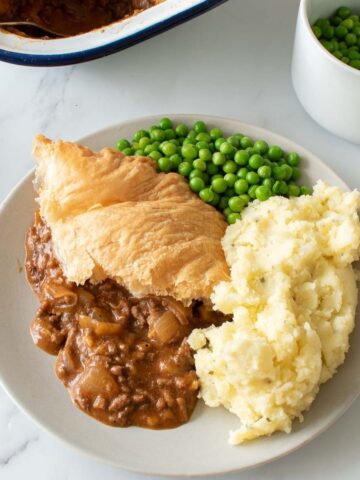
left=188, top=181, right=360, bottom=444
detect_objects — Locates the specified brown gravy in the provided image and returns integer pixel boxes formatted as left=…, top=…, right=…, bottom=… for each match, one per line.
left=0, top=0, right=160, bottom=37
left=25, top=212, right=229, bottom=429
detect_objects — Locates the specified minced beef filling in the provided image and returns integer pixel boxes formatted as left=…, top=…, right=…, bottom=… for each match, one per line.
left=25, top=212, right=228, bottom=429
left=0, top=0, right=160, bottom=37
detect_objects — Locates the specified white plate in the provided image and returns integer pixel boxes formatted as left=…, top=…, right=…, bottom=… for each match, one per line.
left=0, top=114, right=358, bottom=476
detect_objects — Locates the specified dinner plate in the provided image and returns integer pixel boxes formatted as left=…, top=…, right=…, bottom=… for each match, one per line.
left=0, top=114, right=358, bottom=476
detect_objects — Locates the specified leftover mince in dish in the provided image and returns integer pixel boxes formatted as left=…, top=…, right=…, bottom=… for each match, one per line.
left=25, top=119, right=359, bottom=444
left=0, top=0, right=162, bottom=37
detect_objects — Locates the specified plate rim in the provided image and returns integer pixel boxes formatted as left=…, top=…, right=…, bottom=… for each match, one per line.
left=0, top=114, right=357, bottom=476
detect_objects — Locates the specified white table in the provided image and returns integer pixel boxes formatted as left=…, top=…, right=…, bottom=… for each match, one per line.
left=1, top=0, right=359, bottom=478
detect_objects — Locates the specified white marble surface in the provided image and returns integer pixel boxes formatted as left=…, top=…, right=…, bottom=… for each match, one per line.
left=0, top=0, right=360, bottom=478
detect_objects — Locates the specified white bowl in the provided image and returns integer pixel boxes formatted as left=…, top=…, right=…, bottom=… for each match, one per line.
left=292, top=0, right=360, bottom=144
left=0, top=114, right=359, bottom=476
left=0, top=0, right=226, bottom=67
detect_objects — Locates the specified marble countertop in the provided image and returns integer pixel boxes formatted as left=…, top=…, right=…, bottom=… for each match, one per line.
left=1, top=0, right=360, bottom=478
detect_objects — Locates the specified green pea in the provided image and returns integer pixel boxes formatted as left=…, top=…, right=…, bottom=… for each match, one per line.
left=223, top=207, right=232, bottom=217
left=248, top=185, right=258, bottom=199
left=169, top=138, right=179, bottom=145
left=189, top=169, right=204, bottom=179
left=199, top=188, right=214, bottom=203
left=165, top=129, right=176, bottom=140
left=199, top=148, right=212, bottom=162
left=212, top=177, right=228, bottom=193
left=240, top=136, right=253, bottom=149
left=207, top=163, right=219, bottom=175
left=169, top=154, right=182, bottom=169
left=189, top=177, right=205, bottom=193
left=291, top=167, right=301, bottom=181
left=150, top=128, right=166, bottom=142
left=281, top=164, right=293, bottom=180
left=337, top=6, right=351, bottom=19
left=158, top=157, right=172, bottom=172
left=210, top=127, right=223, bottom=140
left=234, top=179, right=249, bottom=195
left=333, top=49, right=342, bottom=59
left=300, top=185, right=312, bottom=195
left=349, top=50, right=360, bottom=59
left=160, top=142, right=177, bottom=157
left=288, top=184, right=301, bottom=197
left=211, top=174, right=223, bottom=181
left=245, top=147, right=255, bottom=158
left=341, top=18, right=354, bottom=30
left=159, top=117, right=172, bottom=130
left=237, top=167, right=248, bottom=179
left=214, top=137, right=226, bottom=150
left=273, top=165, right=286, bottom=180
left=134, top=149, right=144, bottom=156
left=253, top=140, right=269, bottom=154
left=193, top=159, right=207, bottom=171
left=246, top=171, right=260, bottom=185
left=287, top=152, right=300, bottom=166
left=212, top=152, right=226, bottom=165
left=196, top=141, right=210, bottom=150
left=196, top=133, right=211, bottom=143
left=219, top=196, right=229, bottom=210
left=272, top=180, right=282, bottom=195
left=335, top=25, right=348, bottom=38
left=116, top=138, right=130, bottom=151
left=144, top=144, right=156, bottom=155
left=249, top=154, right=264, bottom=170
left=229, top=196, right=246, bottom=212
left=149, top=150, right=163, bottom=161
left=255, top=185, right=271, bottom=201
left=227, top=213, right=241, bottom=224
left=227, top=135, right=241, bottom=148
left=194, top=121, right=207, bottom=133
left=262, top=178, right=274, bottom=189
left=133, top=129, right=149, bottom=142
left=122, top=147, right=135, bottom=156
left=278, top=181, right=288, bottom=195
left=342, top=56, right=350, bottom=63
left=258, top=165, right=272, bottom=178
left=322, top=24, right=334, bottom=39
left=181, top=144, right=198, bottom=160
left=346, top=33, right=357, bottom=45
left=176, top=123, right=189, bottom=137
left=268, top=145, right=283, bottom=160
left=234, top=150, right=249, bottom=166
left=223, top=160, right=238, bottom=174
left=350, top=59, right=360, bottom=68
left=178, top=162, right=192, bottom=177
left=312, top=25, right=322, bottom=38
left=187, top=130, right=197, bottom=140
left=239, top=194, right=251, bottom=205
left=224, top=173, right=237, bottom=187
left=183, top=138, right=195, bottom=145
left=315, top=18, right=330, bottom=28
left=330, top=16, right=342, bottom=27
left=220, top=142, right=236, bottom=157
left=139, top=137, right=151, bottom=149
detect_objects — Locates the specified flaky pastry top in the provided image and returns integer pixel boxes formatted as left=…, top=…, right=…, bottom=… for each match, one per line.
left=32, top=135, right=229, bottom=304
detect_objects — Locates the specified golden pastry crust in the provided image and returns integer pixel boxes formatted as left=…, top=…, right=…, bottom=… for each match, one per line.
left=33, top=135, right=229, bottom=304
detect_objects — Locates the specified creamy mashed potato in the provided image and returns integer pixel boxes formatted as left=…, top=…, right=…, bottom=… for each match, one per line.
left=188, top=181, right=360, bottom=444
